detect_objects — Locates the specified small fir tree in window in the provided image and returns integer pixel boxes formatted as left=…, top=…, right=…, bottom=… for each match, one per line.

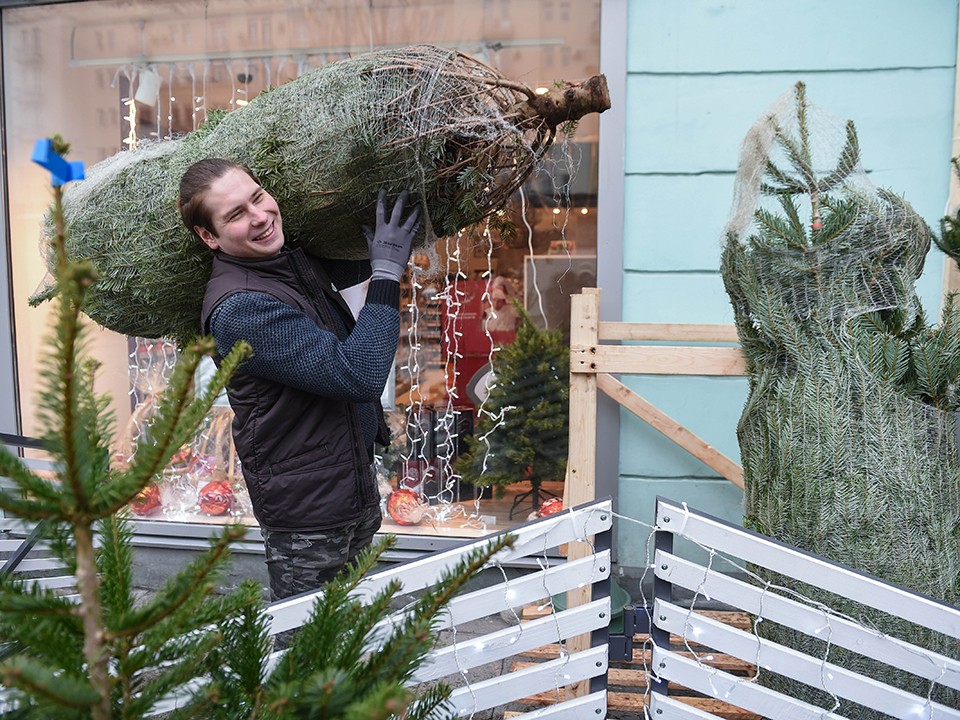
left=456, top=304, right=569, bottom=517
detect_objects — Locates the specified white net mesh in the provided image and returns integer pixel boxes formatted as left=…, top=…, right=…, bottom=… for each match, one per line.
left=36, top=44, right=607, bottom=344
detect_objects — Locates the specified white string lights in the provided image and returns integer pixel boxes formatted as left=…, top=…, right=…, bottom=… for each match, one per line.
left=116, top=51, right=588, bottom=542
left=113, top=65, right=139, bottom=150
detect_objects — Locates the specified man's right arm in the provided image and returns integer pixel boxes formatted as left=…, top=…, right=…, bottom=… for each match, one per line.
left=209, top=291, right=400, bottom=402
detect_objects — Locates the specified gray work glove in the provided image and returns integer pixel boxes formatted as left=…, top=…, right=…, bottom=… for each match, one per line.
left=362, top=189, right=421, bottom=282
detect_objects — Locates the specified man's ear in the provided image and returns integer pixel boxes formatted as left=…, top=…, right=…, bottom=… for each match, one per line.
left=196, top=226, right=219, bottom=251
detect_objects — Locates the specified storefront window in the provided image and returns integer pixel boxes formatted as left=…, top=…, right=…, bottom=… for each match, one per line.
left=4, top=0, right=600, bottom=538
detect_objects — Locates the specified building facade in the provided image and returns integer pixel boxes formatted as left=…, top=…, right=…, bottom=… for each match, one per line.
left=0, top=0, right=956, bottom=575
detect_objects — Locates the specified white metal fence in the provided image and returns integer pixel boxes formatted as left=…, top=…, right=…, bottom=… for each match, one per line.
left=648, top=496, right=960, bottom=720
left=258, top=496, right=614, bottom=719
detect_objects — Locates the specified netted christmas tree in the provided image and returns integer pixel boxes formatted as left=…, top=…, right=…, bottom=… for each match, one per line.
left=455, top=304, right=569, bottom=516
left=721, top=83, right=960, bottom=713
left=31, top=44, right=609, bottom=344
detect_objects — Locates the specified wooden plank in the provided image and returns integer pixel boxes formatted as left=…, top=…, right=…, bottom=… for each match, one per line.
left=511, top=661, right=661, bottom=691
left=515, top=644, right=755, bottom=674
left=943, top=9, right=960, bottom=302
left=511, top=660, right=754, bottom=689
left=598, top=373, right=744, bottom=488
left=599, top=322, right=739, bottom=343
left=572, top=345, right=747, bottom=376
left=565, top=290, right=600, bottom=508
left=512, top=688, right=761, bottom=719
left=562, top=290, right=600, bottom=699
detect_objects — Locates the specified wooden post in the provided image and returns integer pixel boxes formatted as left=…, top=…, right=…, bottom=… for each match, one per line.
left=565, top=288, right=600, bottom=509
left=942, top=8, right=960, bottom=301
left=563, top=289, right=599, bottom=698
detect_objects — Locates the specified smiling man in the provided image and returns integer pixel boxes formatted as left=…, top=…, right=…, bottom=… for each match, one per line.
left=178, top=158, right=420, bottom=602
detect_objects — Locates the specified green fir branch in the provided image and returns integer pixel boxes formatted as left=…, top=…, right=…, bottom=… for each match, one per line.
left=0, top=582, right=78, bottom=619
left=404, top=682, right=455, bottom=720
left=753, top=206, right=802, bottom=251
left=777, top=195, right=807, bottom=247
left=1, top=655, right=100, bottom=710
left=761, top=159, right=806, bottom=196
left=121, top=631, right=223, bottom=720
left=189, top=582, right=271, bottom=718
left=817, top=120, right=860, bottom=193
left=774, top=124, right=816, bottom=197
left=813, top=196, right=858, bottom=246
left=111, top=525, right=246, bottom=639
left=339, top=682, right=412, bottom=720
left=0, top=446, right=63, bottom=510
left=358, top=537, right=512, bottom=686
left=95, top=515, right=134, bottom=627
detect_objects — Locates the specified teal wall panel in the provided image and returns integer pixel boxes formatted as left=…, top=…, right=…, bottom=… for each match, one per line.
left=616, top=476, right=745, bottom=568
left=628, top=0, right=957, bottom=73
left=618, top=375, right=747, bottom=477
left=623, top=174, right=735, bottom=271
left=612, top=0, right=958, bottom=556
left=622, top=271, right=734, bottom=324
left=625, top=70, right=955, bottom=176
left=622, top=69, right=953, bottom=342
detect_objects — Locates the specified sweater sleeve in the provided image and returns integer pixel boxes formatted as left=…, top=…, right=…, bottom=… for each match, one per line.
left=209, top=288, right=400, bottom=402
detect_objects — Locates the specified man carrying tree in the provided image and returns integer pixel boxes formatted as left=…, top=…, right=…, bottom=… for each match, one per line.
left=178, top=158, right=420, bottom=601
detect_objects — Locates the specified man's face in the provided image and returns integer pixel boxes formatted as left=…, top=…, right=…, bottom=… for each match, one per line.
left=195, top=168, right=285, bottom=258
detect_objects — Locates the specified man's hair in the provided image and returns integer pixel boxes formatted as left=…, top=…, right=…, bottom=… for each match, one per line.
left=178, top=158, right=259, bottom=241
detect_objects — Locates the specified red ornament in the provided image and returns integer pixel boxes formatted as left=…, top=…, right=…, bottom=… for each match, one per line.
left=170, top=445, right=192, bottom=466
left=199, top=480, right=233, bottom=516
left=537, top=497, right=563, bottom=517
left=129, top=485, right=161, bottom=516
left=386, top=488, right=428, bottom=526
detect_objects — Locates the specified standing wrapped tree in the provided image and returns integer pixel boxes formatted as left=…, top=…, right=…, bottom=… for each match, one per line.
left=721, top=82, right=960, bottom=712
left=30, top=45, right=610, bottom=345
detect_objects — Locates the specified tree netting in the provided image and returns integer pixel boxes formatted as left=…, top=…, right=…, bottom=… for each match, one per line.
left=721, top=82, right=960, bottom=713
left=31, top=44, right=609, bottom=344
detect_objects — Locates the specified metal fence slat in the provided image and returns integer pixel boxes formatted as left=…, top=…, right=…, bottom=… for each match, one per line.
left=654, top=599, right=960, bottom=719
left=267, top=499, right=613, bottom=635
left=648, top=692, right=726, bottom=719
left=367, top=550, right=611, bottom=648
left=652, top=645, right=846, bottom=720
left=655, top=497, right=960, bottom=639
left=656, top=549, right=960, bottom=690
left=445, top=647, right=607, bottom=716
left=412, top=597, right=611, bottom=683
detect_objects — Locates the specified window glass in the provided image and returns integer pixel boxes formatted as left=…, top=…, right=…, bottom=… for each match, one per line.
left=4, top=0, right=600, bottom=537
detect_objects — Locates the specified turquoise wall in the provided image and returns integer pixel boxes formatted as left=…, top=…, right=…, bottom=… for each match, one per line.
left=617, top=0, right=958, bottom=568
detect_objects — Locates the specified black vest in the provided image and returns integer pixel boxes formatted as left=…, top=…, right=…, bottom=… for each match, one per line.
left=200, top=248, right=385, bottom=532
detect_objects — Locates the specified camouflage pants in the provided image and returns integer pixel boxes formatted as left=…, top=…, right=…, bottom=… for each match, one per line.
left=261, top=504, right=382, bottom=602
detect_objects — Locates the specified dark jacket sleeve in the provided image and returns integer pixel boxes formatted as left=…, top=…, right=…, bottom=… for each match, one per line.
left=209, top=283, right=400, bottom=402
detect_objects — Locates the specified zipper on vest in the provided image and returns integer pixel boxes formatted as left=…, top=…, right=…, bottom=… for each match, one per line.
left=290, top=250, right=377, bottom=509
